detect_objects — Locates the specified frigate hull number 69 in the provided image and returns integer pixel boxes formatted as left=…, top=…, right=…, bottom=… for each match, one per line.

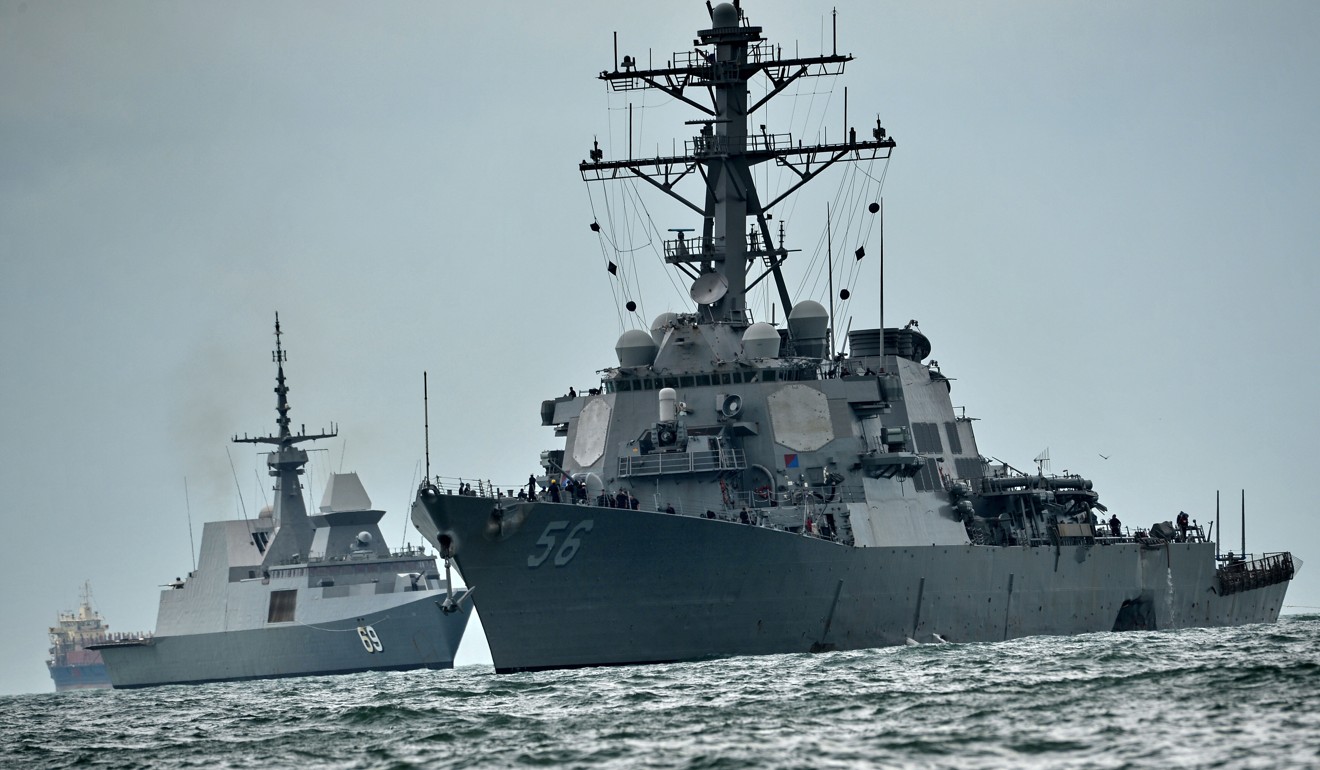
left=357, top=625, right=383, bottom=653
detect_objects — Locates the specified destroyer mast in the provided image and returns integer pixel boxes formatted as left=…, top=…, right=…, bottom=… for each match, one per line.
left=581, top=1, right=893, bottom=332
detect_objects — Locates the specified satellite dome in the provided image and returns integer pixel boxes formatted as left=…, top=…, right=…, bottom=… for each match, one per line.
left=650, top=312, right=679, bottom=345
left=356, top=531, right=373, bottom=545
left=788, top=300, right=828, bottom=338
left=712, top=3, right=738, bottom=28
left=788, top=300, right=829, bottom=358
left=615, top=329, right=658, bottom=367
left=741, top=322, right=781, bottom=359
left=789, top=299, right=827, bottom=322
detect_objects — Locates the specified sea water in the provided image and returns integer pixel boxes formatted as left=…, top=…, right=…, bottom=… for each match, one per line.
left=6, top=615, right=1319, bottom=769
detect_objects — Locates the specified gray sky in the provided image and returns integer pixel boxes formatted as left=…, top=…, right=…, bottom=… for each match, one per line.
left=3, top=0, right=1318, bottom=695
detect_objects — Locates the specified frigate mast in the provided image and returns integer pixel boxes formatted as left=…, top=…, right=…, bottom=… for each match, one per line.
left=581, top=2, right=895, bottom=331
left=233, top=313, right=337, bottom=565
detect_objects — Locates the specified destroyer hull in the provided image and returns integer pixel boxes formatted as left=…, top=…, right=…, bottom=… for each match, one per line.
left=415, top=496, right=1290, bottom=672
left=94, top=591, right=470, bottom=688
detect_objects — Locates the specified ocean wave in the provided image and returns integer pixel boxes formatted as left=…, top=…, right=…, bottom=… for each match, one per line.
left=4, top=619, right=1318, bottom=769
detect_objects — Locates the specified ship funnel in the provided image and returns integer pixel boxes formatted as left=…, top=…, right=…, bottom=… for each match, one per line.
left=788, top=300, right=829, bottom=359
left=741, top=322, right=781, bottom=359
left=616, top=329, right=658, bottom=367
left=848, top=328, right=883, bottom=358
left=659, top=388, right=678, bottom=422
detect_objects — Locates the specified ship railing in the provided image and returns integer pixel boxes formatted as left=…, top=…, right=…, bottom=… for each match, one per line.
left=663, top=236, right=785, bottom=266
left=92, top=631, right=154, bottom=643
left=422, top=476, right=524, bottom=500
left=424, top=475, right=597, bottom=504
left=1216, top=551, right=1295, bottom=596
left=603, top=47, right=770, bottom=90
left=1033, top=520, right=1217, bottom=548
left=585, top=490, right=848, bottom=539
left=724, top=484, right=868, bottom=510
left=667, top=42, right=779, bottom=72
left=662, top=236, right=719, bottom=263
left=618, top=448, right=747, bottom=477
left=420, top=472, right=864, bottom=525
left=688, top=131, right=794, bottom=157
left=306, top=545, right=433, bottom=566
left=388, top=545, right=431, bottom=559
left=644, top=486, right=865, bottom=517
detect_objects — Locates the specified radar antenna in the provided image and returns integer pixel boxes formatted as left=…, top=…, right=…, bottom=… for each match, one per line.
left=582, top=5, right=895, bottom=324
left=232, top=313, right=338, bottom=450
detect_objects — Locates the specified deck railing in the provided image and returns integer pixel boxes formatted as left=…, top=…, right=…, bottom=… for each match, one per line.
left=1217, top=552, right=1295, bottom=596
left=617, top=449, right=747, bottom=477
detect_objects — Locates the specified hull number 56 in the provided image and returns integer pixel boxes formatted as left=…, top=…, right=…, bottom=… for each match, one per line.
left=528, top=520, right=594, bottom=568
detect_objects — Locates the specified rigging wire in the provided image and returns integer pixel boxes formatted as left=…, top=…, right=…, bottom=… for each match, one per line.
left=224, top=444, right=252, bottom=538
left=586, top=187, right=629, bottom=331
left=623, top=178, right=690, bottom=308
left=584, top=24, right=894, bottom=336
left=400, top=459, right=419, bottom=550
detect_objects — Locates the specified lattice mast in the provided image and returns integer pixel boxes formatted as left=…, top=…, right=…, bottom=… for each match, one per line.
left=581, top=2, right=895, bottom=327
left=233, top=314, right=337, bottom=563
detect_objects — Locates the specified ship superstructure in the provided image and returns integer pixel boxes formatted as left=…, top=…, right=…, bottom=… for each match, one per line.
left=92, top=317, right=472, bottom=687
left=412, top=2, right=1297, bottom=673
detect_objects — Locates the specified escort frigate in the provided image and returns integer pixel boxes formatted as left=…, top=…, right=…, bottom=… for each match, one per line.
left=92, top=318, right=472, bottom=687
left=412, top=2, right=1298, bottom=673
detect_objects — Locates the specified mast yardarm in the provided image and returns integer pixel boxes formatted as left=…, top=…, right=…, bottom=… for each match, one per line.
left=581, top=2, right=895, bottom=326
left=232, top=314, right=336, bottom=559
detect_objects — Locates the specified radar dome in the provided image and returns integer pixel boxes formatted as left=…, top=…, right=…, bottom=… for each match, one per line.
left=712, top=3, right=738, bottom=28
left=356, top=531, right=373, bottom=545
left=615, top=329, right=658, bottom=367
left=650, top=312, right=679, bottom=345
left=741, top=322, right=781, bottom=359
left=788, top=300, right=829, bottom=358
left=788, top=300, right=828, bottom=337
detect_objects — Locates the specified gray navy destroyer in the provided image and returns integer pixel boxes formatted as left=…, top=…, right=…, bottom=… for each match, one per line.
left=93, top=318, right=472, bottom=687
left=411, top=2, right=1298, bottom=673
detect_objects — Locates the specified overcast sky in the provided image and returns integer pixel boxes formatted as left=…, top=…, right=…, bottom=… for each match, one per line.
left=3, top=0, right=1318, bottom=695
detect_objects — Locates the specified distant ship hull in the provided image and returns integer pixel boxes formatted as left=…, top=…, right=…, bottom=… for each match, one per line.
left=47, top=583, right=133, bottom=692
left=48, top=663, right=111, bottom=691
left=415, top=496, right=1292, bottom=673
left=93, top=589, right=469, bottom=688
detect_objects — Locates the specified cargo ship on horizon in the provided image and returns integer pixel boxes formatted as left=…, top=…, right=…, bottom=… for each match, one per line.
left=47, top=583, right=141, bottom=692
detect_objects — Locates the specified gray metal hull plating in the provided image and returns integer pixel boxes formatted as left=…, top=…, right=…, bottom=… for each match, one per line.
left=96, top=591, right=470, bottom=688
left=414, top=496, right=1289, bottom=673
